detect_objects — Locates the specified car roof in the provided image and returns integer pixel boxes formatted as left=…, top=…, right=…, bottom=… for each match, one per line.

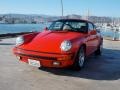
left=56, top=19, right=93, bottom=23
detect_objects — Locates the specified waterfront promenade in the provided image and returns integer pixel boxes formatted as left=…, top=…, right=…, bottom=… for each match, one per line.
left=0, top=38, right=120, bottom=90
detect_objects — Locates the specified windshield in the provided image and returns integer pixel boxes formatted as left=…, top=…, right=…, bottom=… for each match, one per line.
left=49, top=20, right=88, bottom=33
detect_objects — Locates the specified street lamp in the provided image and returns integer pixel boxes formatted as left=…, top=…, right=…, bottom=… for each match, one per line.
left=61, top=0, right=64, bottom=17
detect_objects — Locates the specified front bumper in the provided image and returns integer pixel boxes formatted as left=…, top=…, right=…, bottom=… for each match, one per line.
left=13, top=47, right=74, bottom=68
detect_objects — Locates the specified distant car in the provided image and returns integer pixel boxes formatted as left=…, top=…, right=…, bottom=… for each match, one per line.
left=13, top=19, right=103, bottom=70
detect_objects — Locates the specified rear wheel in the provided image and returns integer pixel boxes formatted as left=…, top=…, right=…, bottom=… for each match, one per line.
left=73, top=46, right=85, bottom=70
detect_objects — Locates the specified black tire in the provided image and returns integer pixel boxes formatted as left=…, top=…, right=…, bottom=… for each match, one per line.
left=73, top=46, right=86, bottom=70
left=95, top=44, right=103, bottom=56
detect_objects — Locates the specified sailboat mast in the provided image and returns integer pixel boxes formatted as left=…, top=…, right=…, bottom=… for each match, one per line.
left=87, top=9, right=90, bottom=20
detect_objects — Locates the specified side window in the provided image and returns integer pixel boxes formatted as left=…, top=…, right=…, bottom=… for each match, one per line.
left=88, top=23, right=94, bottom=31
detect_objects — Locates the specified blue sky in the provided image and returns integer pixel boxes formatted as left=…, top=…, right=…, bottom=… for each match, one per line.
left=0, top=0, right=120, bottom=17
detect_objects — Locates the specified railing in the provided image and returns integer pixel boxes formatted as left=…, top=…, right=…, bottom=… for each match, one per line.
left=100, top=28, right=120, bottom=41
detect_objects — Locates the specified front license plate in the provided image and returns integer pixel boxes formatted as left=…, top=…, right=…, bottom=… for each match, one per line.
left=28, top=59, right=41, bottom=67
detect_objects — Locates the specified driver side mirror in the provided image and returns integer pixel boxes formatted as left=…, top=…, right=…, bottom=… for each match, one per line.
left=44, top=27, right=48, bottom=31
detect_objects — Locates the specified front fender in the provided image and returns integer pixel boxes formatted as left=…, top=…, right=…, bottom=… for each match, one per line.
left=70, top=37, right=86, bottom=60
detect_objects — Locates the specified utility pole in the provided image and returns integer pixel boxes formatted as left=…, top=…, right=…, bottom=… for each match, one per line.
left=61, top=0, right=64, bottom=17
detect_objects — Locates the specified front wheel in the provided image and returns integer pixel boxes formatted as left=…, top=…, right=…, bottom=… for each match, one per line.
left=73, top=47, right=85, bottom=70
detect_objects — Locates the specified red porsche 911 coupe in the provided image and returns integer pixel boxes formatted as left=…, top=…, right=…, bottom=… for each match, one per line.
left=13, top=19, right=103, bottom=70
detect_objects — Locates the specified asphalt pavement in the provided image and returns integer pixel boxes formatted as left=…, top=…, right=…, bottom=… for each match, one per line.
left=0, top=38, right=120, bottom=90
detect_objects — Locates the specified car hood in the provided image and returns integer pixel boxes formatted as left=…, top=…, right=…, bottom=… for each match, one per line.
left=20, top=31, right=85, bottom=53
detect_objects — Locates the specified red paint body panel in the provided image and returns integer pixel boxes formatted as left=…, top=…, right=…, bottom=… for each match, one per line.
left=19, top=31, right=86, bottom=54
left=13, top=19, right=103, bottom=68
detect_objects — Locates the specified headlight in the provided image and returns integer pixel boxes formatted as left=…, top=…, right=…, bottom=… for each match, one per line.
left=60, top=40, right=72, bottom=51
left=16, top=36, right=24, bottom=46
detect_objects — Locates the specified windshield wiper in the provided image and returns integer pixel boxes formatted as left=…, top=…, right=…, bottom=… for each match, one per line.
left=51, top=29, right=62, bottom=31
left=67, top=29, right=79, bottom=32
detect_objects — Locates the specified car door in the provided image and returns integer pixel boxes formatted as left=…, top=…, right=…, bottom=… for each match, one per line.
left=86, top=23, right=98, bottom=55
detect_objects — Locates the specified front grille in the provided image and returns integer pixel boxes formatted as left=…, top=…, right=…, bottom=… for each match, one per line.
left=16, top=53, right=57, bottom=60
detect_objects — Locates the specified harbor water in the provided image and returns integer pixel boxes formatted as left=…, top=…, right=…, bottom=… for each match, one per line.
left=0, top=24, right=120, bottom=40
left=0, top=24, right=46, bottom=34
